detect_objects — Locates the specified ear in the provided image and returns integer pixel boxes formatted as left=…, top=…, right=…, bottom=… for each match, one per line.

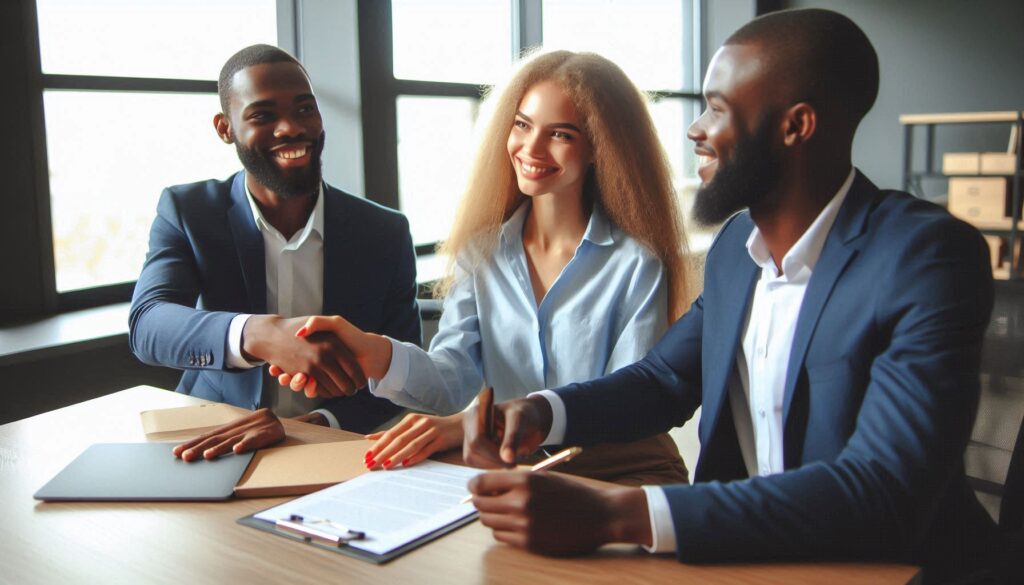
left=214, top=113, right=234, bottom=144
left=781, top=102, right=816, bottom=147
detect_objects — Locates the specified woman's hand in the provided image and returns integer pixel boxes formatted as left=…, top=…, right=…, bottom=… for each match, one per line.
left=363, top=412, right=465, bottom=470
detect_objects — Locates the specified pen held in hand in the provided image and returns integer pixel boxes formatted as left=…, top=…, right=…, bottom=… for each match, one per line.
left=460, top=446, right=583, bottom=504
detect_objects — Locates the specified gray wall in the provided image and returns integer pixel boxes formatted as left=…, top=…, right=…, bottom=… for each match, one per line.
left=779, top=0, right=1024, bottom=191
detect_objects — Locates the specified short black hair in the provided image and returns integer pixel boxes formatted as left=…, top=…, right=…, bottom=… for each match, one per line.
left=218, top=44, right=307, bottom=116
left=726, top=8, right=879, bottom=128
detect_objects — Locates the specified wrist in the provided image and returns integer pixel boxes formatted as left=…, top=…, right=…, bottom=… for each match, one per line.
left=602, top=487, right=653, bottom=546
left=240, top=314, right=282, bottom=362
left=525, top=395, right=553, bottom=437
left=365, top=333, right=393, bottom=379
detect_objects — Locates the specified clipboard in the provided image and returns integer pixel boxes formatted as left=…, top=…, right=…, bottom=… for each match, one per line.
left=237, top=509, right=477, bottom=564
left=236, top=460, right=484, bottom=564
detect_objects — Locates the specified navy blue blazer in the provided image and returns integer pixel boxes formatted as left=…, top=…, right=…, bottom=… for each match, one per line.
left=129, top=171, right=421, bottom=433
left=554, top=172, right=996, bottom=568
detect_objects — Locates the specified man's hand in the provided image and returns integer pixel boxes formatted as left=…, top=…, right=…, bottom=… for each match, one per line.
left=171, top=408, right=285, bottom=461
left=242, top=315, right=367, bottom=398
left=269, top=315, right=394, bottom=396
left=468, top=470, right=653, bottom=555
left=463, top=395, right=553, bottom=468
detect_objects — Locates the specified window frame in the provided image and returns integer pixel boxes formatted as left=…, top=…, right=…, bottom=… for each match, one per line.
left=358, top=0, right=704, bottom=254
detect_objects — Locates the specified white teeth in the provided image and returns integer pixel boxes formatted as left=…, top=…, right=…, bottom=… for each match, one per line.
left=522, top=162, right=553, bottom=174
left=277, top=147, right=307, bottom=160
left=698, top=155, right=714, bottom=167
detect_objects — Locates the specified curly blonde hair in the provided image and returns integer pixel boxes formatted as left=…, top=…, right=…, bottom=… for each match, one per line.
left=435, top=49, right=690, bottom=320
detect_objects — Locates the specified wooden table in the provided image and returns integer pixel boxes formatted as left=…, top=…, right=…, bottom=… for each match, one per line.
left=0, top=386, right=918, bottom=585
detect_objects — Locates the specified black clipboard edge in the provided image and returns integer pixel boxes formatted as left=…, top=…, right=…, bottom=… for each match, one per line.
left=237, top=509, right=479, bottom=564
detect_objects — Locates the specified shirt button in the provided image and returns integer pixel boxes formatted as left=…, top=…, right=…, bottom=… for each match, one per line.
left=761, top=466, right=770, bottom=475
left=759, top=409, right=767, bottom=418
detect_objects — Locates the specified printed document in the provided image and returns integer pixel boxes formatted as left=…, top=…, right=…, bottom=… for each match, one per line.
left=254, top=460, right=483, bottom=555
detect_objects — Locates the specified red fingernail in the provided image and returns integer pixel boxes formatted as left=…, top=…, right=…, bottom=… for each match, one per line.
left=402, top=459, right=410, bottom=467
left=383, top=459, right=392, bottom=468
left=296, top=326, right=308, bottom=337
left=364, top=450, right=373, bottom=460
left=367, top=459, right=376, bottom=468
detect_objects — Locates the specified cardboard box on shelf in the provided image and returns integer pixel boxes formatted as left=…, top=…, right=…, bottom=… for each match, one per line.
left=948, top=177, right=1008, bottom=223
left=980, top=152, right=1017, bottom=175
left=943, top=152, right=981, bottom=175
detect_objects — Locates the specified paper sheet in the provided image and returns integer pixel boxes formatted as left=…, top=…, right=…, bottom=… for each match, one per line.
left=254, top=460, right=483, bottom=555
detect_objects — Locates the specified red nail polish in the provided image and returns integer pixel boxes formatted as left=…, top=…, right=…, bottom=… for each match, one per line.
left=402, top=459, right=410, bottom=467
left=383, top=459, right=392, bottom=468
left=367, top=459, right=376, bottom=468
left=364, top=450, right=373, bottom=460
left=296, top=326, right=308, bottom=337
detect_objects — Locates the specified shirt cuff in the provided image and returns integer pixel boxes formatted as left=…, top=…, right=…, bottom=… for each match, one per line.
left=226, top=314, right=262, bottom=368
left=312, top=408, right=340, bottom=430
left=640, top=486, right=678, bottom=554
left=528, top=390, right=567, bottom=446
left=367, top=337, right=410, bottom=400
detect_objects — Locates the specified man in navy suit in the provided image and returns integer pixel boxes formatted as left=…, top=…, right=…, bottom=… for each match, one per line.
left=462, top=9, right=997, bottom=579
left=129, top=45, right=419, bottom=438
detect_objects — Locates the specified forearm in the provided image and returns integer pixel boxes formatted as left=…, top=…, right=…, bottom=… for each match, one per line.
left=370, top=340, right=484, bottom=415
left=128, top=301, right=235, bottom=369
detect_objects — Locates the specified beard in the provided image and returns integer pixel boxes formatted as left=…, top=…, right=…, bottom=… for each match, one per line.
left=692, top=114, right=782, bottom=227
left=235, top=130, right=326, bottom=199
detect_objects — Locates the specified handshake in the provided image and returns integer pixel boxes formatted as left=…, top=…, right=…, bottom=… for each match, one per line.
left=240, top=314, right=390, bottom=399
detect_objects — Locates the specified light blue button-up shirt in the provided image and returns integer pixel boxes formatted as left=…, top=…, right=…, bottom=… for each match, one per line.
left=369, top=202, right=669, bottom=415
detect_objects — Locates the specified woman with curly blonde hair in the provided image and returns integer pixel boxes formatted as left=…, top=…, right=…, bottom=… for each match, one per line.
left=280, top=49, right=692, bottom=485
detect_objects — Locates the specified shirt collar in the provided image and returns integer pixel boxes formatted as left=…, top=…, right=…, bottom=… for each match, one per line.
left=745, top=167, right=856, bottom=276
left=499, top=201, right=616, bottom=249
left=244, top=181, right=325, bottom=244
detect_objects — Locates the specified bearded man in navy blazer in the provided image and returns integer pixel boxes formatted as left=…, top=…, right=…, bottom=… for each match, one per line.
left=462, top=9, right=1000, bottom=581
left=130, top=45, right=419, bottom=435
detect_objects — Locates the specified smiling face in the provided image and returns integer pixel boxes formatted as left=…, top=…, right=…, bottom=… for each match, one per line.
left=216, top=61, right=325, bottom=199
left=687, top=44, right=783, bottom=225
left=506, top=80, right=593, bottom=200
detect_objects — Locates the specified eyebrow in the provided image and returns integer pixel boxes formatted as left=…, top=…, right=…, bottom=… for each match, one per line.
left=515, top=111, right=583, bottom=133
left=704, top=90, right=730, bottom=105
left=242, top=94, right=316, bottom=112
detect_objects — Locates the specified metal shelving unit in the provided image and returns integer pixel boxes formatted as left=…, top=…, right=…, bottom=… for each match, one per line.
left=900, top=111, right=1024, bottom=280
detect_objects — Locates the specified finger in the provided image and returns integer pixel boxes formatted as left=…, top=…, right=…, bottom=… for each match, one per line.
left=491, top=530, right=528, bottom=549
left=299, top=315, right=344, bottom=336
left=289, top=373, right=308, bottom=391
left=278, top=372, right=293, bottom=386
left=202, top=434, right=245, bottom=460
left=180, top=432, right=235, bottom=461
left=233, top=426, right=284, bottom=453
left=365, top=431, right=385, bottom=440
left=469, top=470, right=523, bottom=496
left=399, top=435, right=448, bottom=468
left=388, top=425, right=446, bottom=467
left=368, top=415, right=420, bottom=457
left=268, top=364, right=283, bottom=377
left=328, top=340, right=367, bottom=391
left=499, top=408, right=524, bottom=465
left=304, top=377, right=318, bottom=399
left=477, top=512, right=527, bottom=532
left=375, top=423, right=430, bottom=470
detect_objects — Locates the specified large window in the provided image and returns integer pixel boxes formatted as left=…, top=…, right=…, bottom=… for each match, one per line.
left=33, top=0, right=277, bottom=303
left=360, top=0, right=702, bottom=249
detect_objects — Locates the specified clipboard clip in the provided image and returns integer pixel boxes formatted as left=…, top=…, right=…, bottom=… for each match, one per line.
left=275, top=514, right=366, bottom=547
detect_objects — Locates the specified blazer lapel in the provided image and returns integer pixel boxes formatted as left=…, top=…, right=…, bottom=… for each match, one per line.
left=700, top=216, right=759, bottom=451
left=321, top=185, right=353, bottom=315
left=781, top=172, right=875, bottom=434
left=226, top=172, right=267, bottom=314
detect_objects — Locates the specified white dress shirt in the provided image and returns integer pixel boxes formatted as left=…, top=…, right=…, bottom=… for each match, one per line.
left=538, top=169, right=855, bottom=553
left=224, top=184, right=339, bottom=426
